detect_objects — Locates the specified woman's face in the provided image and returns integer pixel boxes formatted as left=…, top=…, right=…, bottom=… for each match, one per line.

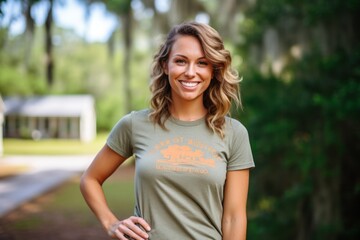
left=164, top=35, right=213, bottom=104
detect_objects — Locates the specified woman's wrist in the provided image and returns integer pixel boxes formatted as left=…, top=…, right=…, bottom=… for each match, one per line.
left=107, top=220, right=122, bottom=238
left=101, top=215, right=120, bottom=236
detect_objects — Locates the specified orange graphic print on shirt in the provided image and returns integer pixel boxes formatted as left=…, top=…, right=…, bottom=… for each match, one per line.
left=154, top=139, right=220, bottom=175
left=158, top=145, right=215, bottom=167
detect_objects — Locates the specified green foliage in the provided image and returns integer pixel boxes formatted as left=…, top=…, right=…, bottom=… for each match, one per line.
left=239, top=48, right=360, bottom=238
left=0, top=26, right=7, bottom=48
left=235, top=0, right=360, bottom=238
left=0, top=26, right=48, bottom=96
left=52, top=42, right=112, bottom=94
left=106, top=0, right=132, bottom=15
left=0, top=65, right=47, bottom=96
left=247, top=0, right=360, bottom=26
left=96, top=93, right=123, bottom=131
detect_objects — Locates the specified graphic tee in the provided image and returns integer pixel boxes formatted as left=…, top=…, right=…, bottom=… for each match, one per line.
left=107, top=109, right=254, bottom=240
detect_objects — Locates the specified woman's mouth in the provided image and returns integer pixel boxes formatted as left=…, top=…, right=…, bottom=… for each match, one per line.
left=179, top=81, right=199, bottom=87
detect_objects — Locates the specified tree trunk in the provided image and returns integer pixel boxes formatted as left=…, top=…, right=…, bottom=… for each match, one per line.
left=121, top=11, right=133, bottom=113
left=312, top=172, right=340, bottom=240
left=107, top=29, right=116, bottom=60
left=23, top=0, right=35, bottom=70
left=297, top=198, right=312, bottom=240
left=45, top=0, right=54, bottom=86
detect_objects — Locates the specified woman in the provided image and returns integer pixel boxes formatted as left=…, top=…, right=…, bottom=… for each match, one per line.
left=80, top=22, right=254, bottom=240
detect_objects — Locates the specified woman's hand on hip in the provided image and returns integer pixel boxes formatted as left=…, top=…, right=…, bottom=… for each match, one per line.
left=108, top=216, right=151, bottom=240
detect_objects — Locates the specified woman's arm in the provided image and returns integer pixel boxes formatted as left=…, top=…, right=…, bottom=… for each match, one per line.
left=222, top=169, right=250, bottom=240
left=80, top=144, right=150, bottom=239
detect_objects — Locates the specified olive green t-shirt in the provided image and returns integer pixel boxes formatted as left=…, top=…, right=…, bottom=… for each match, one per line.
left=107, top=109, right=254, bottom=240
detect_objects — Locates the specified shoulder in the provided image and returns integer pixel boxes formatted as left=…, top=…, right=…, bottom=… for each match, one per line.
left=225, top=116, right=248, bottom=134
left=118, top=109, right=150, bottom=121
left=224, top=116, right=250, bottom=143
left=129, top=109, right=152, bottom=122
left=112, top=109, right=150, bottom=128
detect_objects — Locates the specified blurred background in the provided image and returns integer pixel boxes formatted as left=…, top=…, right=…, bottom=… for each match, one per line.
left=0, top=0, right=359, bottom=239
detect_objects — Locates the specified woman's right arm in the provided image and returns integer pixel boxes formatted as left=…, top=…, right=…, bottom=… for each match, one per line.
left=80, top=144, right=151, bottom=239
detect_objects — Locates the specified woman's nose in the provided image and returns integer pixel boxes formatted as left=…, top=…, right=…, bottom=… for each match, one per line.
left=184, top=64, right=196, bottom=78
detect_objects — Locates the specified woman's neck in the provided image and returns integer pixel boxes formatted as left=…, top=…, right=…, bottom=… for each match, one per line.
left=169, top=100, right=207, bottom=121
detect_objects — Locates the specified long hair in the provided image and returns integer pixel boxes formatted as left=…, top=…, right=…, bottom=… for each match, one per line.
left=149, top=22, right=241, bottom=138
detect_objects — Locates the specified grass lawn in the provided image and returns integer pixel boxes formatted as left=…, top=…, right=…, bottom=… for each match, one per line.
left=0, top=168, right=135, bottom=240
left=45, top=172, right=135, bottom=223
left=3, top=132, right=108, bottom=155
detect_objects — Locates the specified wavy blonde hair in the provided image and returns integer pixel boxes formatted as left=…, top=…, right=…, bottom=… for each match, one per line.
left=149, top=22, right=241, bottom=138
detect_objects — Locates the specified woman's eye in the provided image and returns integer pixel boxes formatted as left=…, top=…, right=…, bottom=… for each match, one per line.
left=175, top=59, right=186, bottom=64
left=198, top=61, right=209, bottom=66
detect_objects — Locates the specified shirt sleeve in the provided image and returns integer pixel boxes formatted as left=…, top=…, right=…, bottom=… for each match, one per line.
left=106, top=112, right=133, bottom=158
left=227, top=119, right=255, bottom=171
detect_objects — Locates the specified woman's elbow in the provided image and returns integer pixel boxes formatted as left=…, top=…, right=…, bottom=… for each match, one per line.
left=222, top=213, right=247, bottom=239
left=79, top=172, right=94, bottom=194
left=79, top=173, right=88, bottom=193
left=222, top=213, right=247, bottom=226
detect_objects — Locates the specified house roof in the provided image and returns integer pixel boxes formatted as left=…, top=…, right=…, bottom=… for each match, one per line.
left=4, top=95, right=95, bottom=117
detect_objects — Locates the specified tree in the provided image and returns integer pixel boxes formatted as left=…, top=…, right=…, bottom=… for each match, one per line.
left=80, top=0, right=134, bottom=113
left=237, top=0, right=360, bottom=239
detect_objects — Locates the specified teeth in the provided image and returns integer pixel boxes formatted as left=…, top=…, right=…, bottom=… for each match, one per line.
left=181, top=81, right=198, bottom=87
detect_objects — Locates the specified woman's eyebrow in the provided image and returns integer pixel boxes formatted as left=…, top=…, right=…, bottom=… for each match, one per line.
left=172, top=54, right=207, bottom=59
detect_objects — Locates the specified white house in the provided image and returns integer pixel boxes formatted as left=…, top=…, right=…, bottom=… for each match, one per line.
left=3, top=95, right=96, bottom=142
left=0, top=96, right=4, bottom=156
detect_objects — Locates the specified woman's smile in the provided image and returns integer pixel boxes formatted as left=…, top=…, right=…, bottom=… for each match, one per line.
left=179, top=80, right=201, bottom=88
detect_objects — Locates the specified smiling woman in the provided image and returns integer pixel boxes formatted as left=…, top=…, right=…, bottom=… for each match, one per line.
left=80, top=22, right=255, bottom=240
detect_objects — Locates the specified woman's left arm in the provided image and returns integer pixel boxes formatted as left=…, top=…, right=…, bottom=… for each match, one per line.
left=222, top=169, right=250, bottom=240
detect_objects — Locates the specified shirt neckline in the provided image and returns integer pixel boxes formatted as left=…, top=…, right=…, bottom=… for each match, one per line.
left=169, top=115, right=206, bottom=127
